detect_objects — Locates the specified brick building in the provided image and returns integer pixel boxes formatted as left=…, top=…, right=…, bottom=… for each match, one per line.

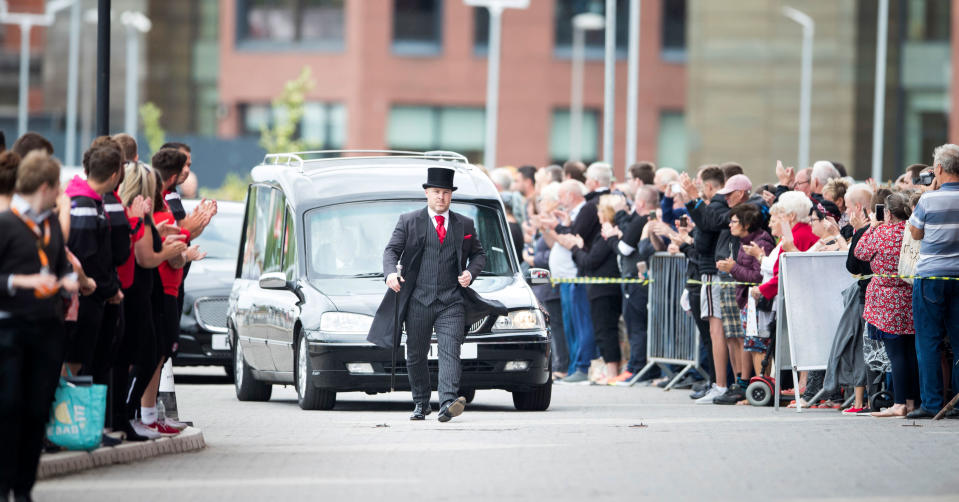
left=216, top=0, right=689, bottom=175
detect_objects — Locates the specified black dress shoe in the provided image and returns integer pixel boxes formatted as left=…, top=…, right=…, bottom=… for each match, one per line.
left=410, top=402, right=431, bottom=421
left=906, top=408, right=936, bottom=420
left=438, top=397, right=467, bottom=423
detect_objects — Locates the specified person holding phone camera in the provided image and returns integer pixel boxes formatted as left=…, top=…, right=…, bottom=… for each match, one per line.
left=906, top=144, right=959, bottom=419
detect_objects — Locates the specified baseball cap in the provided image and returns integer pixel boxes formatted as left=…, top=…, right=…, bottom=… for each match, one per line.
left=718, top=174, right=752, bottom=195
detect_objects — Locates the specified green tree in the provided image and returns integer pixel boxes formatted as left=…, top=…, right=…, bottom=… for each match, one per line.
left=259, top=66, right=316, bottom=154
left=139, top=102, right=166, bottom=157
left=200, top=172, right=251, bottom=202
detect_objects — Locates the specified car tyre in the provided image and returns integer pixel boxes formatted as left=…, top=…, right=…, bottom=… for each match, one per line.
left=295, top=334, right=336, bottom=410
left=233, top=329, right=272, bottom=402
left=512, top=376, right=552, bottom=411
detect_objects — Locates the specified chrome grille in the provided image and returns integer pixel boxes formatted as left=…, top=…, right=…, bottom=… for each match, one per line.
left=194, top=297, right=229, bottom=333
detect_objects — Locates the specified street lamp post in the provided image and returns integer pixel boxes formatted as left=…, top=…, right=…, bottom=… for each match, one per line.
left=570, top=12, right=604, bottom=162
left=602, top=0, right=616, bottom=165
left=625, top=0, right=641, bottom=168
left=871, top=0, right=889, bottom=182
left=121, top=11, right=151, bottom=136
left=782, top=6, right=814, bottom=173
left=0, top=0, right=74, bottom=138
left=464, top=0, right=529, bottom=168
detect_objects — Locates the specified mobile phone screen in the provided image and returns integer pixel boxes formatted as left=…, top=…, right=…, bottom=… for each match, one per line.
left=875, top=204, right=885, bottom=222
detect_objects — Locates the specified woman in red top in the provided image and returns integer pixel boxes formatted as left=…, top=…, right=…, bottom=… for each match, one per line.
left=751, top=192, right=821, bottom=301
left=854, top=192, right=917, bottom=417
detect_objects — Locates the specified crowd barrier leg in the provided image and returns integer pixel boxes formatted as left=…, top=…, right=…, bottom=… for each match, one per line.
left=627, top=253, right=709, bottom=391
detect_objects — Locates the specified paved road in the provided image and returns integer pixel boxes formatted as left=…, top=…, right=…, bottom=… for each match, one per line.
left=35, top=367, right=959, bottom=502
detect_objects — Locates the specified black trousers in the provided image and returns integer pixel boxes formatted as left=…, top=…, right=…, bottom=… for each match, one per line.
left=91, top=302, right=123, bottom=429
left=0, top=317, right=65, bottom=497
left=883, top=335, right=921, bottom=405
left=405, top=298, right=465, bottom=406
left=623, top=284, right=651, bottom=374
left=123, top=285, right=160, bottom=421
left=544, top=298, right=568, bottom=374
left=590, top=294, right=622, bottom=364
left=688, top=286, right=716, bottom=383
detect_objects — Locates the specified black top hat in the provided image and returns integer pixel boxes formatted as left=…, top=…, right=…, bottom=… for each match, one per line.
left=422, top=167, right=457, bottom=191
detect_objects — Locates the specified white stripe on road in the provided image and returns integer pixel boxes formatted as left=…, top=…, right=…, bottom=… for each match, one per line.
left=38, top=477, right=419, bottom=491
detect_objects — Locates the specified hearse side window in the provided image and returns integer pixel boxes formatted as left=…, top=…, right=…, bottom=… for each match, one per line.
left=262, top=189, right=286, bottom=275
left=306, top=200, right=514, bottom=278
left=282, top=206, right=297, bottom=281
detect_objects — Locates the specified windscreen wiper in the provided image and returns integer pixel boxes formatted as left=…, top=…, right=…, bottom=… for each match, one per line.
left=352, top=272, right=384, bottom=278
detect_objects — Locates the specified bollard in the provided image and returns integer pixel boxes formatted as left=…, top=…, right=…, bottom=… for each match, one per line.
left=157, top=358, right=179, bottom=421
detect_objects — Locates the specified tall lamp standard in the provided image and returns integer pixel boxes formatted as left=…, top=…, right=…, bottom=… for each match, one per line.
left=782, top=6, right=814, bottom=173
left=569, top=12, right=604, bottom=162
left=121, top=11, right=151, bottom=136
left=0, top=0, right=74, bottom=138
left=464, top=0, right=529, bottom=168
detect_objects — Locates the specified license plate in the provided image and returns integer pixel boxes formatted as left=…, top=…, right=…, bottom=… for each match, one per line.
left=211, top=334, right=229, bottom=351
left=406, top=343, right=478, bottom=360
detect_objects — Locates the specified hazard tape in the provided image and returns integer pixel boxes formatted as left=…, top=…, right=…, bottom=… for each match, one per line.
left=549, top=274, right=959, bottom=287
left=854, top=273, right=959, bottom=282
left=548, top=277, right=759, bottom=286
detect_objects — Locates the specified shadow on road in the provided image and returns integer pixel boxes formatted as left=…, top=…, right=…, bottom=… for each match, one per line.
left=272, top=396, right=516, bottom=413
left=174, top=372, right=233, bottom=385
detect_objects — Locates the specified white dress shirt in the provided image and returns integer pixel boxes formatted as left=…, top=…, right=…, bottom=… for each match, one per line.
left=427, top=207, right=450, bottom=232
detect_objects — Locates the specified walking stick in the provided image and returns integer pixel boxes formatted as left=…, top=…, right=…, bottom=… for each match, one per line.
left=390, top=264, right=403, bottom=392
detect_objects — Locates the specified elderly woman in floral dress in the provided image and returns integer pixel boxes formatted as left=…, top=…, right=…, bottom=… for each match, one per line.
left=854, top=192, right=918, bottom=418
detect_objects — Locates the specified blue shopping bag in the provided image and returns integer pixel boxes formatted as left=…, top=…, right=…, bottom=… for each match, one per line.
left=45, top=374, right=107, bottom=451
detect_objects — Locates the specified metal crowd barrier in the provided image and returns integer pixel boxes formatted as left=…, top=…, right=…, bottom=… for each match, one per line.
left=630, top=252, right=709, bottom=390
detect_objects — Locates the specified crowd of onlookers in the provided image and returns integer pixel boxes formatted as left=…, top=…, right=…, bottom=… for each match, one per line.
left=0, top=130, right=216, bottom=500
left=486, top=148, right=957, bottom=418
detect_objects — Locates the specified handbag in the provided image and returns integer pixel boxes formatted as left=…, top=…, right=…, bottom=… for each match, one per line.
left=45, top=370, right=107, bottom=451
left=897, top=227, right=921, bottom=284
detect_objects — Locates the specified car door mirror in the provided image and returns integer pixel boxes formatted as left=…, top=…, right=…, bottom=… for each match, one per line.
left=525, top=268, right=551, bottom=286
left=258, top=272, right=289, bottom=290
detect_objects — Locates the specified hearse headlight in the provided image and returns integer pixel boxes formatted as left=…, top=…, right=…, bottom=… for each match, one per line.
left=492, top=309, right=545, bottom=331
left=319, top=312, right=375, bottom=334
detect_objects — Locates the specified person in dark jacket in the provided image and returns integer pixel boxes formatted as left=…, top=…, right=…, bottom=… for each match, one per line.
left=64, top=145, right=124, bottom=375
left=0, top=151, right=79, bottom=501
left=571, top=195, right=624, bottom=384
left=680, top=166, right=737, bottom=402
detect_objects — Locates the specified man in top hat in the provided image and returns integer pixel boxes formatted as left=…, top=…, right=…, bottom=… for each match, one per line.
left=367, top=167, right=505, bottom=422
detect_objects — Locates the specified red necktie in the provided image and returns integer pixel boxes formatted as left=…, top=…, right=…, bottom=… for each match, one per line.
left=435, top=214, right=446, bottom=244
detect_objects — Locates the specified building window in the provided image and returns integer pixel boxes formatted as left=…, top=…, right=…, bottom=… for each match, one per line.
left=905, top=0, right=950, bottom=42
left=661, top=0, right=686, bottom=62
left=474, top=7, right=489, bottom=52
left=240, top=102, right=347, bottom=149
left=386, top=106, right=485, bottom=162
left=549, top=109, right=599, bottom=164
left=554, top=0, right=628, bottom=60
left=392, top=0, right=442, bottom=55
left=237, top=0, right=344, bottom=49
left=656, top=110, right=686, bottom=171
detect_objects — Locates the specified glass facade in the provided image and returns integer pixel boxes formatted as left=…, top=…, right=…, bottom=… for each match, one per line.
left=237, top=0, right=345, bottom=49
left=549, top=109, right=599, bottom=163
left=241, top=102, right=347, bottom=149
left=554, top=0, right=628, bottom=59
left=656, top=111, right=686, bottom=171
left=386, top=106, right=485, bottom=162
left=393, top=0, right=443, bottom=55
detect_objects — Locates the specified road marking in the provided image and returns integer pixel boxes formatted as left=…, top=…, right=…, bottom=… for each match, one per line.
left=38, top=477, right=419, bottom=491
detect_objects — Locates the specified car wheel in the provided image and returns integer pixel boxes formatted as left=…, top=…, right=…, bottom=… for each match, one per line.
left=512, top=378, right=552, bottom=411
left=233, top=330, right=272, bottom=402
left=459, top=388, right=476, bottom=404
left=295, top=334, right=336, bottom=410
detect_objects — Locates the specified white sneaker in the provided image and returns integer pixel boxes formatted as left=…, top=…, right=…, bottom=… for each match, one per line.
left=130, top=419, right=162, bottom=440
left=695, top=384, right=726, bottom=404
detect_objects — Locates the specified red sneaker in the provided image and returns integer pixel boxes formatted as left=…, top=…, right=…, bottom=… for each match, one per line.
left=842, top=407, right=867, bottom=415
left=153, top=421, right=181, bottom=437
